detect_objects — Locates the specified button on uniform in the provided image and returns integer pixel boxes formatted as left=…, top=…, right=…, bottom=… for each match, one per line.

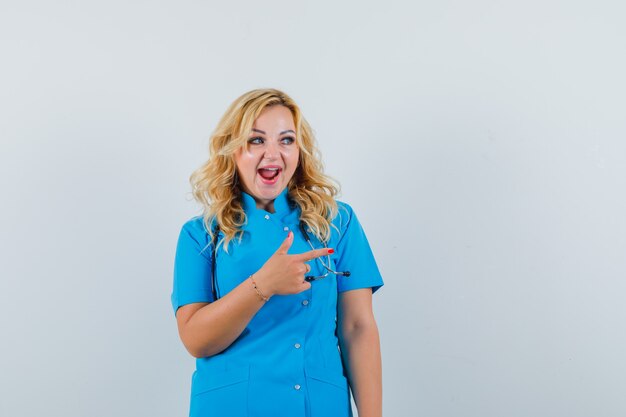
left=264, top=214, right=270, bottom=220
left=294, top=343, right=301, bottom=349
left=301, top=300, right=309, bottom=306
left=283, top=226, right=289, bottom=231
left=294, top=384, right=301, bottom=390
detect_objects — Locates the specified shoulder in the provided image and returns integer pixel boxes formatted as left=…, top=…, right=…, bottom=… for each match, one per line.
left=335, top=200, right=353, bottom=213
left=331, top=200, right=357, bottom=234
left=178, top=215, right=214, bottom=257
left=180, top=215, right=211, bottom=239
left=181, top=215, right=209, bottom=233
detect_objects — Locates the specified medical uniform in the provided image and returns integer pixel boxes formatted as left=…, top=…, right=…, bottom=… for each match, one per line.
left=171, top=188, right=384, bottom=417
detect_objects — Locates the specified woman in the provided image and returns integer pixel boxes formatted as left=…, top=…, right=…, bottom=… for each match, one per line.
left=171, top=88, right=384, bottom=417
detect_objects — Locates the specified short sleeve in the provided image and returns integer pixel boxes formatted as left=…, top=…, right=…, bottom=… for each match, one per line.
left=332, top=202, right=384, bottom=294
left=170, top=217, right=215, bottom=317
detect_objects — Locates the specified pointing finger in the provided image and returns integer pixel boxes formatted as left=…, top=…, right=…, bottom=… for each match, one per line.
left=294, top=247, right=333, bottom=262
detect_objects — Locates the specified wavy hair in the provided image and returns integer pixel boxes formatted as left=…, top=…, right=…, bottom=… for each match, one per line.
left=189, top=88, right=340, bottom=253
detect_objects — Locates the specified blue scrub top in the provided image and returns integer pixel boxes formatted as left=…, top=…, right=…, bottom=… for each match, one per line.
left=171, top=188, right=384, bottom=417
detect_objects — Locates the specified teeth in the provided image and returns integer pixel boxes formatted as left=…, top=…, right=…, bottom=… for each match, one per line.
left=262, top=167, right=279, bottom=171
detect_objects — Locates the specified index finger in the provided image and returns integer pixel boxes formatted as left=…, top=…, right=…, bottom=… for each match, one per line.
left=293, top=248, right=333, bottom=262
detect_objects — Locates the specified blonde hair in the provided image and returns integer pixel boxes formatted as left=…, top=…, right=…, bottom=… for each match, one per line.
left=189, top=88, right=340, bottom=252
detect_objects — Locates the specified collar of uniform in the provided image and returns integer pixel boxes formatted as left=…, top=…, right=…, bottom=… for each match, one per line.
left=241, top=187, right=294, bottom=218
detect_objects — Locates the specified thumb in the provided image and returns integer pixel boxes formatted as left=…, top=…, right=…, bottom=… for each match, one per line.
left=275, top=231, right=294, bottom=255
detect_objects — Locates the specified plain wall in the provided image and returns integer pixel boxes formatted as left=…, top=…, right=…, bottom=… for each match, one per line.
left=1, top=1, right=625, bottom=416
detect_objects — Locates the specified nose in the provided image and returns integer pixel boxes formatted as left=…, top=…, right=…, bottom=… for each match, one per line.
left=263, top=140, right=279, bottom=160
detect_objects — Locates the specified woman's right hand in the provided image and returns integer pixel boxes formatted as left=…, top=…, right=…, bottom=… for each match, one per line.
left=253, top=231, right=332, bottom=296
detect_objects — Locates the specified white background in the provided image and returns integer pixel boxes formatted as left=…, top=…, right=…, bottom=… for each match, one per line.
left=1, top=1, right=625, bottom=416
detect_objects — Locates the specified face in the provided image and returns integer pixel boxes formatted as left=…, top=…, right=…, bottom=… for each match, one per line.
left=234, top=105, right=299, bottom=210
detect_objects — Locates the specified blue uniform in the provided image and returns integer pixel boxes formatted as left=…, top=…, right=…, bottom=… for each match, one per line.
left=171, top=188, right=384, bottom=417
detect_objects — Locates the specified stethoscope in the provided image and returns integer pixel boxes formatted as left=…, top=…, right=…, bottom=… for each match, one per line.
left=209, top=222, right=351, bottom=301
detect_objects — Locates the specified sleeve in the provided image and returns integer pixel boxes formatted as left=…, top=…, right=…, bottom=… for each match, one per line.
left=333, top=202, right=384, bottom=294
left=170, top=218, right=215, bottom=317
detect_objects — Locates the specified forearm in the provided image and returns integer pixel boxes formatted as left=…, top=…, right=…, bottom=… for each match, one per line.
left=182, top=276, right=267, bottom=357
left=339, top=322, right=383, bottom=417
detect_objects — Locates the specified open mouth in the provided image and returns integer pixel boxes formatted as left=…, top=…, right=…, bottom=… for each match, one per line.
left=257, top=167, right=282, bottom=183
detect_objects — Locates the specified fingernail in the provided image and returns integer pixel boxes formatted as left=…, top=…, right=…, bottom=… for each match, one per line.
left=327, top=248, right=334, bottom=254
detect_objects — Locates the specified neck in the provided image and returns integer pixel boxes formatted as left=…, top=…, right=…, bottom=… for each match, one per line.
left=256, top=199, right=275, bottom=213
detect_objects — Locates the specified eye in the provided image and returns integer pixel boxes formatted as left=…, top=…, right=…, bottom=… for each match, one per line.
left=281, top=136, right=295, bottom=145
left=248, top=137, right=264, bottom=145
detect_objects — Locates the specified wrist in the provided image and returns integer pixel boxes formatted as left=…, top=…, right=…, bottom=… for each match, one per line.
left=250, top=273, right=272, bottom=301
left=254, top=269, right=276, bottom=296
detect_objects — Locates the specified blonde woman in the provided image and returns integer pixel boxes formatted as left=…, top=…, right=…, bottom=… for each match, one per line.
left=171, top=88, right=384, bottom=417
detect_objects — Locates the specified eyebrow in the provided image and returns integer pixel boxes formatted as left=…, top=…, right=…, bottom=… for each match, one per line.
left=251, top=128, right=296, bottom=135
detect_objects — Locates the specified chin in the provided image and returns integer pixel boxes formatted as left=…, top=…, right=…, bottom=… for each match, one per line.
left=257, top=187, right=283, bottom=199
